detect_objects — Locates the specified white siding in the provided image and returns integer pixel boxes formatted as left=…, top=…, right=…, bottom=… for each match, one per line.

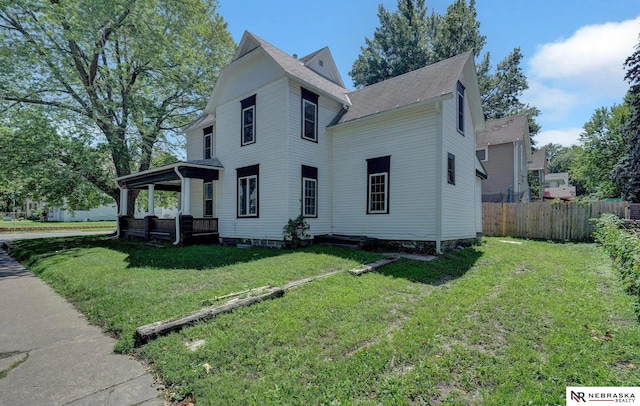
left=215, top=78, right=289, bottom=240
left=214, top=53, right=284, bottom=108
left=331, top=105, right=439, bottom=240
left=190, top=178, right=204, bottom=218
left=441, top=88, right=479, bottom=240
left=285, top=81, right=342, bottom=236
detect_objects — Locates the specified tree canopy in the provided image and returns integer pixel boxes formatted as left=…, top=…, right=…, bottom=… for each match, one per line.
left=350, top=0, right=540, bottom=136
left=0, top=0, right=235, bottom=214
left=613, top=35, right=640, bottom=202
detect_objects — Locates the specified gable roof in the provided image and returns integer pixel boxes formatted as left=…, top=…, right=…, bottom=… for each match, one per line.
left=222, top=32, right=349, bottom=105
left=299, top=46, right=345, bottom=87
left=529, top=148, right=547, bottom=172
left=476, top=114, right=530, bottom=146
left=332, top=51, right=483, bottom=130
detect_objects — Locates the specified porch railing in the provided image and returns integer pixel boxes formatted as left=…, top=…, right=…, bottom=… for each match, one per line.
left=119, top=216, right=218, bottom=242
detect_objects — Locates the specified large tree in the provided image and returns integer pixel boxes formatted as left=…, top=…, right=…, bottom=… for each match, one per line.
left=613, top=36, right=640, bottom=202
left=0, top=0, right=235, bottom=214
left=572, top=104, right=630, bottom=199
left=349, top=0, right=540, bottom=136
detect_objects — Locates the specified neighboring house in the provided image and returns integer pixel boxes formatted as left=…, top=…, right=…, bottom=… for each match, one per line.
left=528, top=148, right=547, bottom=201
left=476, top=114, right=532, bottom=202
left=544, top=172, right=576, bottom=200
left=115, top=31, right=487, bottom=253
left=25, top=199, right=117, bottom=222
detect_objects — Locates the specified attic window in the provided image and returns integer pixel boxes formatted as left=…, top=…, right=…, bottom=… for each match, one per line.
left=319, top=60, right=324, bottom=67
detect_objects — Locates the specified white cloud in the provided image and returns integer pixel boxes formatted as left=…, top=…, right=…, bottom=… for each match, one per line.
left=529, top=16, right=640, bottom=97
left=523, top=81, right=581, bottom=121
left=535, top=128, right=583, bottom=147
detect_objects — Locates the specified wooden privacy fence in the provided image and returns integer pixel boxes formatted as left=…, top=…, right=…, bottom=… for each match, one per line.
left=483, top=201, right=628, bottom=242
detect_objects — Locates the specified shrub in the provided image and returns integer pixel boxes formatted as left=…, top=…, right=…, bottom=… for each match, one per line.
left=282, top=215, right=310, bottom=249
left=592, top=213, right=640, bottom=310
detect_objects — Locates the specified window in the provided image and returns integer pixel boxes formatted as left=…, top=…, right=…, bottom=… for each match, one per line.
left=237, top=165, right=259, bottom=217
left=366, top=156, right=390, bottom=214
left=447, top=153, right=456, bottom=185
left=240, top=95, right=256, bottom=146
left=301, top=88, right=319, bottom=142
left=457, top=81, right=465, bottom=134
left=203, top=182, right=214, bottom=217
left=302, top=165, right=318, bottom=217
left=203, top=126, right=213, bottom=159
left=476, top=148, right=487, bottom=162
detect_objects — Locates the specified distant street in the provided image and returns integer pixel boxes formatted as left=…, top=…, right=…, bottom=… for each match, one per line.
left=0, top=230, right=114, bottom=241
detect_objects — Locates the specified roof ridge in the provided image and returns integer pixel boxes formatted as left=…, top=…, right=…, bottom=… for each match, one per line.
left=348, top=51, right=471, bottom=95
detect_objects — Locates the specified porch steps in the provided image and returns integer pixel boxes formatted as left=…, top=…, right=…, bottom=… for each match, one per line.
left=313, top=234, right=377, bottom=250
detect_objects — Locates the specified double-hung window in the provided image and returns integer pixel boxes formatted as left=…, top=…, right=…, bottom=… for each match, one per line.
left=457, top=81, right=465, bottom=135
left=203, top=126, right=213, bottom=159
left=366, top=156, right=390, bottom=214
left=447, top=153, right=456, bottom=185
left=301, top=88, right=319, bottom=142
left=241, top=95, right=256, bottom=146
left=203, top=182, right=214, bottom=217
left=237, top=165, right=259, bottom=217
left=301, top=165, right=318, bottom=218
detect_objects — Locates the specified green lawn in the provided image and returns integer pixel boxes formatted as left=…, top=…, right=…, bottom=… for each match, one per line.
left=10, top=236, right=640, bottom=405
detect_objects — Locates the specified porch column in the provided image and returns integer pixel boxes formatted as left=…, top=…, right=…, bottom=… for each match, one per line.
left=182, top=178, right=191, bottom=215
left=119, top=187, right=128, bottom=216
left=147, top=184, right=155, bottom=216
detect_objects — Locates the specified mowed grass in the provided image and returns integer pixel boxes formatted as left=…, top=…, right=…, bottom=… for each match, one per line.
left=11, top=237, right=640, bottom=405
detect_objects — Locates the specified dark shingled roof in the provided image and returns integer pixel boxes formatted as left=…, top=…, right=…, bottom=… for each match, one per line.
left=335, top=52, right=472, bottom=125
left=250, top=34, right=349, bottom=104
left=476, top=114, right=529, bottom=146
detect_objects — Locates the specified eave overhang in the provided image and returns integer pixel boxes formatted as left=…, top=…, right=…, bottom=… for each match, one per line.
left=115, top=159, right=224, bottom=191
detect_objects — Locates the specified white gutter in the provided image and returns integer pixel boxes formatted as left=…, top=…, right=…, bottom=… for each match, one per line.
left=173, top=167, right=184, bottom=246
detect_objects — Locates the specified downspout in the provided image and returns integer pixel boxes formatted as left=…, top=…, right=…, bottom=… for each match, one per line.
left=173, top=167, right=184, bottom=246
left=435, top=101, right=443, bottom=254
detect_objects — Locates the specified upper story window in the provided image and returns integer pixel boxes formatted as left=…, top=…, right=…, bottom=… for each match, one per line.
left=366, top=156, right=391, bottom=214
left=203, top=126, right=213, bottom=159
left=240, top=95, right=256, bottom=146
left=301, top=88, right=319, bottom=142
left=457, top=81, right=465, bottom=135
left=237, top=164, right=259, bottom=218
left=447, top=153, right=456, bottom=185
left=476, top=148, right=487, bottom=162
left=302, top=165, right=318, bottom=218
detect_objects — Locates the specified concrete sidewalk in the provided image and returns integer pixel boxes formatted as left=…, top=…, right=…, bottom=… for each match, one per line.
left=0, top=248, right=163, bottom=406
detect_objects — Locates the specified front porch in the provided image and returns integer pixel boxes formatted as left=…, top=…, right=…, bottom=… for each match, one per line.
left=118, top=216, right=219, bottom=243
left=115, top=159, right=223, bottom=245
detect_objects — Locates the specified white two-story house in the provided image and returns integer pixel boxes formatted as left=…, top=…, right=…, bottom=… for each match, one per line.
left=116, top=31, right=487, bottom=253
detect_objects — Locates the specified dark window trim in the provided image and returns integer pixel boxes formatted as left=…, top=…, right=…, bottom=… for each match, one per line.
left=457, top=81, right=465, bottom=135
left=301, top=165, right=318, bottom=218
left=447, top=153, right=456, bottom=185
left=366, top=156, right=391, bottom=214
left=203, top=181, right=214, bottom=217
left=240, top=95, right=256, bottom=146
left=203, top=126, right=213, bottom=159
left=301, top=88, right=319, bottom=143
left=236, top=164, right=259, bottom=218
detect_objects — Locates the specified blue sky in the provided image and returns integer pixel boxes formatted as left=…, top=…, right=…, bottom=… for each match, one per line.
left=217, top=0, right=639, bottom=147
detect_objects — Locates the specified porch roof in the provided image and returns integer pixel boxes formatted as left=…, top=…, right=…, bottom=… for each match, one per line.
left=115, top=159, right=224, bottom=191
